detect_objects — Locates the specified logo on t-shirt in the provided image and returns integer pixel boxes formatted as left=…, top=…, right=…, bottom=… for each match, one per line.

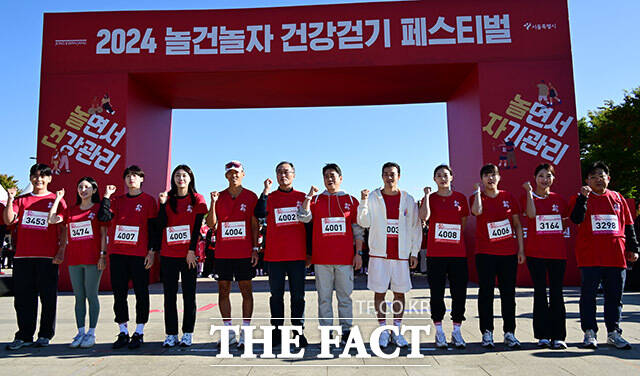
left=613, top=203, right=620, bottom=212
left=344, top=203, right=351, bottom=210
left=552, top=204, right=559, bottom=213
left=240, top=204, right=247, bottom=212
left=88, top=212, right=96, bottom=220
left=503, top=200, right=510, bottom=208
left=135, top=204, right=142, bottom=212
left=187, top=205, right=193, bottom=213
left=454, top=200, right=460, bottom=208
left=48, top=202, right=53, bottom=209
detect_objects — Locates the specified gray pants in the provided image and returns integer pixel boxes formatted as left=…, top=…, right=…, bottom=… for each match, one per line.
left=68, top=265, right=102, bottom=329
left=314, top=264, right=353, bottom=331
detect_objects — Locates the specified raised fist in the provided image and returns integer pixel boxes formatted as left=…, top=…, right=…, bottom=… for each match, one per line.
left=580, top=186, right=592, bottom=197
left=159, top=191, right=168, bottom=204
left=210, top=191, right=219, bottom=203
left=522, top=181, right=533, bottom=192
left=264, top=178, right=273, bottom=191
left=423, top=186, right=432, bottom=196
left=105, top=185, right=117, bottom=198
left=55, top=189, right=65, bottom=200
left=473, top=183, right=481, bottom=192
left=7, top=187, right=17, bottom=200
left=361, top=189, right=370, bottom=201
left=308, top=186, right=319, bottom=197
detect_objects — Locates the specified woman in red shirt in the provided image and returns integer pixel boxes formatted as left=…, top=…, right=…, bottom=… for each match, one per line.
left=521, top=164, right=568, bottom=349
left=157, top=165, right=208, bottom=348
left=49, top=177, right=106, bottom=349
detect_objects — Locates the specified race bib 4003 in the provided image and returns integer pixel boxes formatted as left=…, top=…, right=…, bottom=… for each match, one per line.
left=434, top=223, right=461, bottom=244
left=166, top=225, right=190, bottom=245
left=21, top=210, right=49, bottom=230
left=221, top=221, right=246, bottom=240
left=591, top=214, right=619, bottom=235
left=70, top=220, right=94, bottom=240
left=386, top=219, right=399, bottom=238
left=114, top=225, right=140, bottom=245
left=322, top=217, right=346, bottom=236
left=487, top=219, right=513, bottom=242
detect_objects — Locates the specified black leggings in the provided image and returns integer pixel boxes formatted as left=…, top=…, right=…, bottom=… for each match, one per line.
left=526, top=257, right=566, bottom=340
left=476, top=254, right=517, bottom=334
left=427, top=257, right=468, bottom=323
left=161, top=256, right=197, bottom=334
left=109, top=254, right=149, bottom=324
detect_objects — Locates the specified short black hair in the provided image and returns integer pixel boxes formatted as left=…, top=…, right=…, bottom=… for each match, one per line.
left=323, top=163, right=342, bottom=177
left=534, top=163, right=556, bottom=178
left=29, top=163, right=52, bottom=177
left=382, top=162, right=401, bottom=176
left=586, top=161, right=609, bottom=177
left=433, top=164, right=452, bottom=177
left=123, top=165, right=145, bottom=180
left=480, top=163, right=499, bottom=177
left=276, top=161, right=295, bottom=173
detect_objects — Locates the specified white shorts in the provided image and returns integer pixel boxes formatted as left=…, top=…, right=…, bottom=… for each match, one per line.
left=367, top=257, right=412, bottom=293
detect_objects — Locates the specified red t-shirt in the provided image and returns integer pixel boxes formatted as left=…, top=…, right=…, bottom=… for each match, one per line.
left=214, top=188, right=258, bottom=259
left=569, top=190, right=634, bottom=268
left=381, top=192, right=401, bottom=260
left=13, top=193, right=67, bottom=258
left=106, top=192, right=158, bottom=257
left=310, top=193, right=359, bottom=265
left=65, top=204, right=105, bottom=265
left=519, top=192, right=568, bottom=259
left=265, top=189, right=307, bottom=262
left=469, top=190, right=520, bottom=255
left=160, top=193, right=208, bottom=258
left=427, top=191, right=470, bottom=258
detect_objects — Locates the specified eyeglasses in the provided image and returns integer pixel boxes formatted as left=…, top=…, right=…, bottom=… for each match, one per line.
left=276, top=170, right=294, bottom=175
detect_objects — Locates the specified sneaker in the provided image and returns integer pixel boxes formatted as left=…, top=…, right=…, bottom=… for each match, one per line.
left=551, top=340, right=567, bottom=350
left=217, top=328, right=237, bottom=347
left=294, top=332, right=308, bottom=348
left=340, top=330, right=351, bottom=346
left=582, top=329, right=597, bottom=349
left=379, top=330, right=391, bottom=348
left=607, top=331, right=631, bottom=350
left=163, top=334, right=178, bottom=348
left=272, top=328, right=282, bottom=348
left=6, top=339, right=33, bottom=350
left=179, top=333, right=193, bottom=347
left=392, top=332, right=409, bottom=348
left=112, top=332, right=130, bottom=349
left=481, top=330, right=495, bottom=348
left=450, top=330, right=466, bottom=349
left=80, top=334, right=96, bottom=348
left=34, top=337, right=50, bottom=347
left=504, top=332, right=521, bottom=349
left=128, top=332, right=144, bottom=349
left=435, top=331, right=448, bottom=348
left=237, top=330, right=245, bottom=348
left=537, top=339, right=551, bottom=348
left=70, top=334, right=84, bottom=348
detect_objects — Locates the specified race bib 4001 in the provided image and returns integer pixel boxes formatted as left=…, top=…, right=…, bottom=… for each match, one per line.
left=322, top=217, right=346, bottom=236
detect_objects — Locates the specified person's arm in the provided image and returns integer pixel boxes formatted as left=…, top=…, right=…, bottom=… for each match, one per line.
left=461, top=216, right=468, bottom=232
left=98, top=185, right=117, bottom=221
left=522, top=182, right=536, bottom=219
left=255, top=179, right=272, bottom=219
left=356, top=189, right=372, bottom=228
left=352, top=223, right=364, bottom=270
left=625, top=224, right=639, bottom=254
left=250, top=216, right=259, bottom=266
left=98, top=226, right=107, bottom=270
left=409, top=200, right=421, bottom=268
left=297, top=186, right=318, bottom=224
left=206, top=192, right=219, bottom=229
left=570, top=187, right=591, bottom=224
left=418, top=187, right=432, bottom=221
left=512, top=214, right=525, bottom=264
left=3, top=188, right=18, bottom=225
left=48, top=189, right=65, bottom=224
left=471, top=184, right=483, bottom=216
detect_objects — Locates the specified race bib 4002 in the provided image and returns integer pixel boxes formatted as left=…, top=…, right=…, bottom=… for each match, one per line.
left=221, top=221, right=246, bottom=240
left=114, top=225, right=140, bottom=245
left=274, top=207, right=299, bottom=226
left=166, top=225, right=190, bottom=245
left=434, top=223, right=461, bottom=244
left=21, top=210, right=49, bottom=230
left=70, top=220, right=94, bottom=240
left=322, top=217, right=346, bottom=236
left=487, top=219, right=513, bottom=242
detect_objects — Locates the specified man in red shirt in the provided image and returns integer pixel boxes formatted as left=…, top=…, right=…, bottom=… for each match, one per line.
left=569, top=161, right=639, bottom=349
left=255, top=161, right=308, bottom=349
left=298, top=163, right=363, bottom=344
left=206, top=161, right=259, bottom=348
left=4, top=164, right=66, bottom=350
left=98, top=165, right=158, bottom=350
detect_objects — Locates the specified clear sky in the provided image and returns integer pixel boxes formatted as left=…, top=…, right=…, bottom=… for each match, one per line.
left=1, top=0, right=639, bottom=200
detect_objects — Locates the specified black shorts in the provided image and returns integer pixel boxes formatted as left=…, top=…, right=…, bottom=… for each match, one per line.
left=214, top=257, right=254, bottom=281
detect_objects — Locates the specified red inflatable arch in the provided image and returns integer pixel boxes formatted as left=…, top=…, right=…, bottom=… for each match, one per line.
left=36, top=0, right=581, bottom=290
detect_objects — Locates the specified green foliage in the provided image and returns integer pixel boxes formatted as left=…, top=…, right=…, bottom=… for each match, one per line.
left=0, top=174, right=21, bottom=195
left=578, top=87, right=640, bottom=199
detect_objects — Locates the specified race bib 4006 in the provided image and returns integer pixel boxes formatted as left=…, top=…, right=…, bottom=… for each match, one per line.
left=487, top=219, right=512, bottom=242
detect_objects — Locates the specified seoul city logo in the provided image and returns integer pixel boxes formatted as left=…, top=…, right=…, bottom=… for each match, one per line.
left=613, top=203, right=620, bottom=211
left=453, top=200, right=460, bottom=208
left=502, top=201, right=510, bottom=208
left=135, top=204, right=142, bottom=212
left=48, top=202, right=53, bottom=209
left=88, top=212, right=96, bottom=220
left=240, top=204, right=247, bottom=212
left=187, top=205, right=193, bottom=213
left=552, top=204, right=559, bottom=213
left=344, top=203, right=351, bottom=210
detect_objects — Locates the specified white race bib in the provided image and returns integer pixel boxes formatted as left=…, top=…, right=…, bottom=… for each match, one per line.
left=535, top=215, right=563, bottom=235
left=69, top=220, right=94, bottom=240
left=386, top=219, right=399, bottom=238
left=114, top=225, right=139, bottom=245
left=274, top=207, right=299, bottom=226
left=321, top=217, right=346, bottom=236
left=166, top=225, right=190, bottom=245
left=221, top=221, right=246, bottom=239
left=487, top=219, right=513, bottom=242
left=591, top=214, right=619, bottom=234
left=434, top=223, right=461, bottom=244
left=21, top=210, right=49, bottom=230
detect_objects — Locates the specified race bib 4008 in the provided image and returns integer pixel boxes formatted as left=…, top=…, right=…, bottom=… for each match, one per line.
left=434, top=223, right=461, bottom=244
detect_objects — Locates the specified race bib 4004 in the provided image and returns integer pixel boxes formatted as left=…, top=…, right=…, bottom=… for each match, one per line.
left=70, top=220, right=94, bottom=240
left=274, top=207, right=299, bottom=226
left=591, top=214, right=619, bottom=234
left=322, top=217, right=346, bottom=236
left=166, top=225, right=190, bottom=245
left=114, top=225, right=140, bottom=245
left=434, top=223, right=461, bottom=244
left=21, top=210, right=49, bottom=230
left=487, top=219, right=512, bottom=242
left=221, top=221, right=246, bottom=240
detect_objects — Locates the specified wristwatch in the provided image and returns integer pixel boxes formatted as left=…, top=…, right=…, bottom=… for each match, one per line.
left=253, top=246, right=260, bottom=252
left=357, top=251, right=364, bottom=256
left=100, top=251, right=107, bottom=256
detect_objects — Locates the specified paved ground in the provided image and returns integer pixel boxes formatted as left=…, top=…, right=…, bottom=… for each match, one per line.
left=1, top=273, right=640, bottom=375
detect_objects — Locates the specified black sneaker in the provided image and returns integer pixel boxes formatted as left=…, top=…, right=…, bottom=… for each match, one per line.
left=294, top=332, right=308, bottom=348
left=128, top=332, right=144, bottom=349
left=112, top=332, right=130, bottom=349
left=272, top=328, right=282, bottom=348
left=340, top=330, right=351, bottom=346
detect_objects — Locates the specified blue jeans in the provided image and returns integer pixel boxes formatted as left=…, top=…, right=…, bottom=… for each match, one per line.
left=579, top=266, right=626, bottom=333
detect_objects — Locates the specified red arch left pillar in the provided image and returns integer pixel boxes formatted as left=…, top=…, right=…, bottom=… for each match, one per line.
left=37, top=73, right=172, bottom=291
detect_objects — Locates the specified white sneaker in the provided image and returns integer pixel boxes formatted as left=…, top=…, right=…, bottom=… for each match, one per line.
left=379, top=330, right=391, bottom=348
left=450, top=330, right=466, bottom=349
left=607, top=331, right=631, bottom=350
left=69, top=334, right=84, bottom=348
left=481, top=330, right=495, bottom=348
left=163, top=334, right=178, bottom=348
left=582, top=329, right=597, bottom=349
left=179, top=333, right=193, bottom=347
left=504, top=332, right=521, bottom=349
left=551, top=340, right=567, bottom=350
left=237, top=330, right=245, bottom=348
left=435, top=331, right=448, bottom=348
left=537, top=339, right=551, bottom=348
left=217, top=329, right=237, bottom=347
left=80, top=334, right=96, bottom=348
left=391, top=332, right=409, bottom=348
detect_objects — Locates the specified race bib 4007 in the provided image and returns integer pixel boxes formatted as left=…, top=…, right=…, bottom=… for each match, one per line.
left=114, top=225, right=140, bottom=245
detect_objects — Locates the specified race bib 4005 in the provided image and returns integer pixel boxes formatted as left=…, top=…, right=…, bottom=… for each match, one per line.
left=166, top=225, right=190, bottom=245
